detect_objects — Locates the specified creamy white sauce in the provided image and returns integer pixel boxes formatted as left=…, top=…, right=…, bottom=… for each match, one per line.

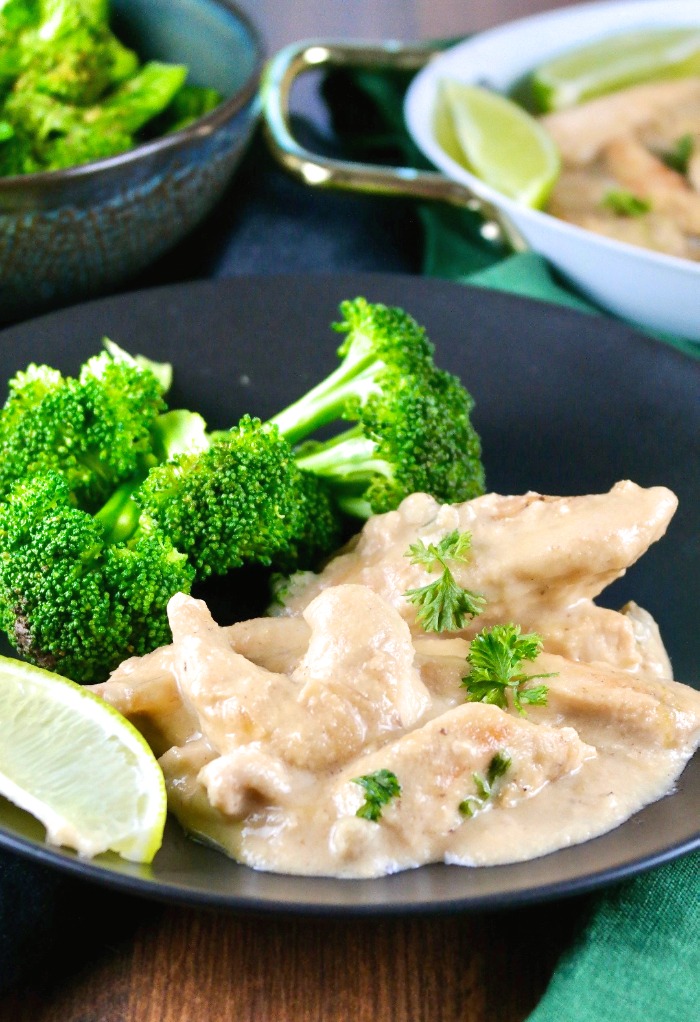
left=96, top=483, right=700, bottom=878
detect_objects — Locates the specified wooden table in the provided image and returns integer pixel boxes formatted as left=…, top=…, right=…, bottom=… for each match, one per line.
left=6, top=2, right=589, bottom=1017
left=8, top=893, right=583, bottom=1020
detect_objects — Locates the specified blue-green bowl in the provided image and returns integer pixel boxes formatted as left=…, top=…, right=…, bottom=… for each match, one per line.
left=0, top=0, right=263, bottom=323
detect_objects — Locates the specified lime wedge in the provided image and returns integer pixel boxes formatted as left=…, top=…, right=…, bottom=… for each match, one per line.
left=436, top=79, right=560, bottom=208
left=528, top=27, right=700, bottom=112
left=0, top=655, right=166, bottom=862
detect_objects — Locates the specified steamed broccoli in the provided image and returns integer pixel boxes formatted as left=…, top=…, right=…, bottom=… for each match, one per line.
left=269, top=297, right=485, bottom=518
left=0, top=379, right=340, bottom=681
left=0, top=471, right=194, bottom=682
left=0, top=341, right=169, bottom=509
left=134, top=415, right=341, bottom=579
left=0, top=338, right=343, bottom=680
left=0, top=0, right=222, bottom=176
left=0, top=297, right=485, bottom=682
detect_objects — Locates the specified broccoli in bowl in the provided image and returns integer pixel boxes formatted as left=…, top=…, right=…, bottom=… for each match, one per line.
left=0, top=0, right=222, bottom=175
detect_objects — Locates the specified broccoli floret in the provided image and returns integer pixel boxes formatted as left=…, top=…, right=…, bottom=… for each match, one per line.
left=287, top=466, right=345, bottom=570
left=0, top=298, right=484, bottom=680
left=0, top=0, right=219, bottom=175
left=15, top=0, right=138, bottom=95
left=0, top=341, right=169, bottom=509
left=135, top=415, right=341, bottom=579
left=0, top=472, right=194, bottom=682
left=268, top=297, right=485, bottom=517
left=0, top=349, right=342, bottom=680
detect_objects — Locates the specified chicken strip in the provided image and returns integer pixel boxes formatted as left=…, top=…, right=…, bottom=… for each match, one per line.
left=541, top=77, right=700, bottom=166
left=169, top=586, right=430, bottom=774
left=602, top=135, right=700, bottom=233
left=94, top=644, right=196, bottom=756
left=531, top=651, right=700, bottom=754
left=226, top=615, right=311, bottom=674
left=275, top=481, right=677, bottom=677
left=289, top=702, right=592, bottom=876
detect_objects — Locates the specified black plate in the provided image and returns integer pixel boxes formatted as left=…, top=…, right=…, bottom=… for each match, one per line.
left=0, top=273, right=697, bottom=914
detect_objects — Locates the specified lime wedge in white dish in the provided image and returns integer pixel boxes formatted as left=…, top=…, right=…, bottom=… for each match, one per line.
left=435, top=79, right=560, bottom=209
left=0, top=655, right=166, bottom=863
left=528, top=27, right=700, bottom=112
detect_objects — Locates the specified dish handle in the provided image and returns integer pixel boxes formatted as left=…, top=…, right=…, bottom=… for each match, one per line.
left=260, top=39, right=527, bottom=251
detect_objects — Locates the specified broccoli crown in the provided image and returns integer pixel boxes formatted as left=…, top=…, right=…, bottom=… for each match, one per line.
left=0, top=471, right=194, bottom=683
left=269, top=297, right=437, bottom=446
left=134, top=415, right=339, bottom=579
left=276, top=469, right=343, bottom=572
left=333, top=295, right=437, bottom=376
left=0, top=349, right=167, bottom=509
left=272, top=297, right=485, bottom=517
left=357, top=362, right=484, bottom=514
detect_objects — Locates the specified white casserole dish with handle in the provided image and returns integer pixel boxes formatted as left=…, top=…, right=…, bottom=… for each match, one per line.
left=261, top=0, right=700, bottom=340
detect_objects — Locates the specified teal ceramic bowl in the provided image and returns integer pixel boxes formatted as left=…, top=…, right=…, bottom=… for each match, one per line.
left=0, top=0, right=263, bottom=323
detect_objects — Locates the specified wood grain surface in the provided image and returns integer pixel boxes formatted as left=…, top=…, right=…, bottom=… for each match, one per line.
left=5, top=897, right=582, bottom=1021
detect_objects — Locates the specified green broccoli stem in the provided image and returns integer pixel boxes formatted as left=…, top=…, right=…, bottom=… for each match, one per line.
left=150, top=408, right=209, bottom=462
left=268, top=353, right=381, bottom=445
left=92, top=408, right=211, bottom=544
left=333, top=494, right=375, bottom=519
left=294, top=426, right=397, bottom=521
left=93, top=479, right=142, bottom=543
left=295, top=426, right=394, bottom=484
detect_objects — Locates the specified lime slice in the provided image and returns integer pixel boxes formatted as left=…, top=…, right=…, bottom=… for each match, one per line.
left=528, top=27, right=700, bottom=112
left=436, top=79, right=560, bottom=208
left=0, top=655, right=166, bottom=862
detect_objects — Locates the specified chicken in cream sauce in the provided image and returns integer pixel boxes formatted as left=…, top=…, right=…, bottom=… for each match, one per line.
left=542, top=77, right=700, bottom=260
left=96, top=481, right=700, bottom=878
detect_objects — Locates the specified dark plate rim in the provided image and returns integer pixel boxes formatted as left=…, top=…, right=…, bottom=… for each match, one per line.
left=0, top=802, right=699, bottom=917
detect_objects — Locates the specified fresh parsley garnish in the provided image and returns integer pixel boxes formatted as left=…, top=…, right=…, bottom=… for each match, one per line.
left=660, top=133, right=694, bottom=175
left=353, top=769, right=401, bottom=822
left=404, top=530, right=485, bottom=633
left=462, top=624, right=553, bottom=716
left=601, top=189, right=652, bottom=217
left=459, top=750, right=512, bottom=817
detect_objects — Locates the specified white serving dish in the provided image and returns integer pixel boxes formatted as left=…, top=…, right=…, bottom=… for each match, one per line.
left=262, top=0, right=700, bottom=340
left=404, top=0, right=700, bottom=339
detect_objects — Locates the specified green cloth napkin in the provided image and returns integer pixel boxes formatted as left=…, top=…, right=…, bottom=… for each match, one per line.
left=322, top=64, right=700, bottom=1021
left=527, top=850, right=700, bottom=1022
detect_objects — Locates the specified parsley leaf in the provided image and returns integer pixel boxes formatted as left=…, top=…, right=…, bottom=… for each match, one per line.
left=353, top=769, right=401, bottom=822
left=660, top=133, right=694, bottom=175
left=462, top=624, right=554, bottom=715
left=459, top=750, right=512, bottom=817
left=601, top=189, right=652, bottom=217
left=404, top=530, right=485, bottom=632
